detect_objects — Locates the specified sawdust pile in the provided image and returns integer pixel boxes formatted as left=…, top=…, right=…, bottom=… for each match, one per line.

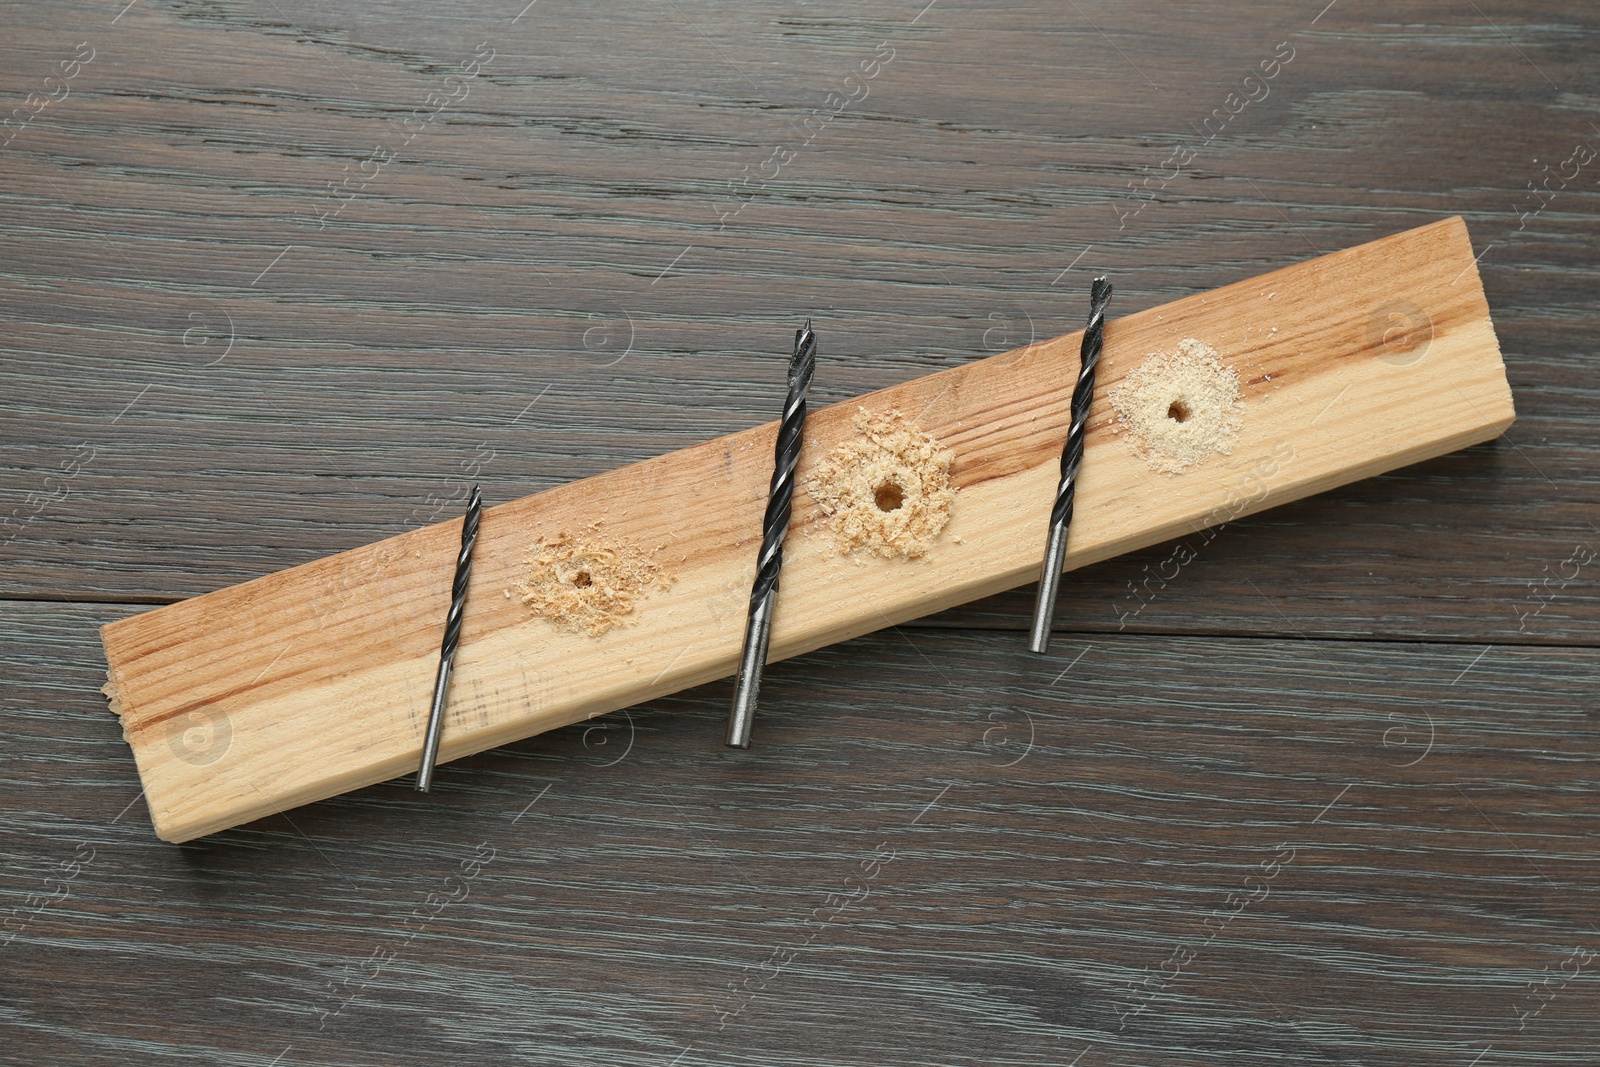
left=515, top=526, right=675, bottom=637
left=806, top=407, right=955, bottom=559
left=1108, top=338, right=1245, bottom=475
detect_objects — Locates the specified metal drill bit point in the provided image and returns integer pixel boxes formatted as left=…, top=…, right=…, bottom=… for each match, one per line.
left=727, top=322, right=816, bottom=749
left=417, top=484, right=482, bottom=791
left=1029, top=277, right=1111, bottom=654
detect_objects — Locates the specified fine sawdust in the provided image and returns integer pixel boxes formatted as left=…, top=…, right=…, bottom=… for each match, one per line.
left=514, top=525, right=675, bottom=637
left=806, top=407, right=955, bottom=559
left=1108, top=338, right=1245, bottom=475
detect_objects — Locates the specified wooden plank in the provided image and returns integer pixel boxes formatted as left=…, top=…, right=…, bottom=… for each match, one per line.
left=100, top=217, right=1514, bottom=842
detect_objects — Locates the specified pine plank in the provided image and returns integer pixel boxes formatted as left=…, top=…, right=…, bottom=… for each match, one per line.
left=98, top=218, right=1513, bottom=842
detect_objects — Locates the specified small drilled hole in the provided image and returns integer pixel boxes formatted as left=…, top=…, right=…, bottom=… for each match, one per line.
left=572, top=570, right=592, bottom=588
left=874, top=482, right=905, bottom=512
left=1167, top=401, right=1191, bottom=423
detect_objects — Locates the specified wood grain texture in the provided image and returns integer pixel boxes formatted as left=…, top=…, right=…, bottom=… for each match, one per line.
left=0, top=0, right=1592, bottom=646
left=102, top=218, right=1513, bottom=843
left=2, top=0, right=1597, bottom=1063
left=8, top=600, right=1600, bottom=1066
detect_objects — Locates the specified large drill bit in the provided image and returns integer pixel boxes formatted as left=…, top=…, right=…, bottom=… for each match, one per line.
left=727, top=322, right=816, bottom=748
left=416, top=483, right=482, bottom=791
left=1028, top=277, right=1112, bottom=654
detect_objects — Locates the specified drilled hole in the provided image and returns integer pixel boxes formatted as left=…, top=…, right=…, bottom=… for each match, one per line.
left=571, top=570, right=592, bottom=588
left=874, top=482, right=905, bottom=512
left=1166, top=400, right=1191, bottom=424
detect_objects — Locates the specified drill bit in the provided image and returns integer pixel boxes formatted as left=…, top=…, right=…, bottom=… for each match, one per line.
left=727, top=321, right=816, bottom=749
left=416, top=483, right=482, bottom=791
left=1029, top=277, right=1111, bottom=654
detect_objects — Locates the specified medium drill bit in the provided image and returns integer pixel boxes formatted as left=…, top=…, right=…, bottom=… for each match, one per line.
left=1029, top=277, right=1111, bottom=654
left=727, top=322, right=816, bottom=749
left=417, top=483, right=482, bottom=791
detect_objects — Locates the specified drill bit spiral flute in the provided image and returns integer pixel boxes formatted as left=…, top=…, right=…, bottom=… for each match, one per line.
left=726, top=323, right=816, bottom=748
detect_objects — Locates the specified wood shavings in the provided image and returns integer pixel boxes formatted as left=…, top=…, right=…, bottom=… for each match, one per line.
left=1108, top=338, right=1245, bottom=475
left=806, top=407, right=955, bottom=559
left=515, top=526, right=675, bottom=637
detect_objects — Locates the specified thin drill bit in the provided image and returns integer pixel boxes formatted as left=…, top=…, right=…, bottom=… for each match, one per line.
left=727, top=322, right=816, bottom=749
left=1029, top=277, right=1111, bottom=654
left=416, top=484, right=482, bottom=791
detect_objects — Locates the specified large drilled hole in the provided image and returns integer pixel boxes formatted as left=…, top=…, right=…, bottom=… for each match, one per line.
left=1166, top=400, right=1191, bottom=424
left=572, top=570, right=592, bottom=588
left=874, top=482, right=905, bottom=512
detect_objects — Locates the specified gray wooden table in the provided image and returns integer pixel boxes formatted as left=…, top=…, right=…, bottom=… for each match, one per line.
left=2, top=1, right=1596, bottom=1064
